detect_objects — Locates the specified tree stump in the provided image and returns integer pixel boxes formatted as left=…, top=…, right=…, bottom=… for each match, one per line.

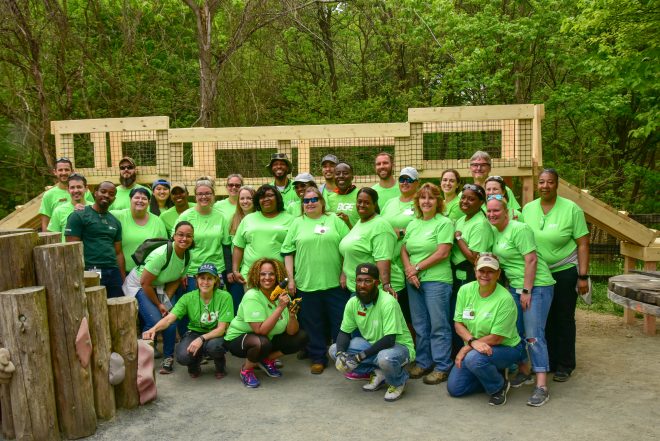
left=84, top=286, right=115, bottom=420
left=107, top=297, right=139, bottom=409
left=0, top=231, right=39, bottom=440
left=83, top=272, right=100, bottom=288
left=0, top=287, right=59, bottom=440
left=38, top=232, right=61, bottom=246
left=33, top=242, right=97, bottom=439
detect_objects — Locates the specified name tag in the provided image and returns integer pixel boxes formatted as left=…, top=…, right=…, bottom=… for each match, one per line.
left=314, top=224, right=328, bottom=235
left=462, top=308, right=475, bottom=320
left=357, top=311, right=366, bottom=316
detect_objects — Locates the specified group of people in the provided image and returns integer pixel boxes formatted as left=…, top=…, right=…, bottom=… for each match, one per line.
left=41, top=150, right=590, bottom=405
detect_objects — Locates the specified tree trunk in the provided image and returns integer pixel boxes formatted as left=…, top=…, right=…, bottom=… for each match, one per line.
left=107, top=297, right=139, bottom=410
left=38, top=232, right=61, bottom=246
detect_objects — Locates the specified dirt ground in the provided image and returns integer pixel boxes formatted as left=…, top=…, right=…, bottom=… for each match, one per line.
left=86, top=310, right=660, bottom=441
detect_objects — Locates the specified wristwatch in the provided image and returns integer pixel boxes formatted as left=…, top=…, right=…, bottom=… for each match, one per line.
left=521, top=288, right=530, bottom=295
left=456, top=235, right=463, bottom=241
left=467, top=338, right=476, bottom=347
left=415, top=265, right=421, bottom=272
left=577, top=274, right=589, bottom=280
left=383, top=283, right=392, bottom=290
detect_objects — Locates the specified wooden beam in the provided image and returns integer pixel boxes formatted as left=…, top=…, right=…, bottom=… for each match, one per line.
left=51, top=117, right=169, bottom=135
left=0, top=194, right=42, bottom=230
left=532, top=104, right=544, bottom=166
left=620, top=240, right=660, bottom=262
left=408, top=105, right=536, bottom=122
left=168, top=123, right=410, bottom=142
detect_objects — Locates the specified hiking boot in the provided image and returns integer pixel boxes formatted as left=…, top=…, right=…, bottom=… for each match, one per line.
left=240, top=368, right=260, bottom=388
left=527, top=386, right=550, bottom=407
left=159, top=357, right=174, bottom=374
left=384, top=383, right=406, bottom=402
left=344, top=372, right=370, bottom=381
left=310, top=363, right=325, bottom=375
left=273, top=359, right=284, bottom=369
left=553, top=370, right=571, bottom=382
left=362, top=369, right=386, bottom=392
left=258, top=358, right=282, bottom=378
left=187, top=364, right=201, bottom=379
left=423, top=370, right=449, bottom=385
left=510, top=371, right=534, bottom=388
left=408, top=363, right=433, bottom=379
left=489, top=380, right=510, bottom=406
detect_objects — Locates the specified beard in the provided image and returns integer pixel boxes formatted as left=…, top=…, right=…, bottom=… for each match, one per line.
left=120, top=174, right=136, bottom=187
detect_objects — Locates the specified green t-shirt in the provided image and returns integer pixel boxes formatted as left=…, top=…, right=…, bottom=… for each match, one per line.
left=338, top=215, right=404, bottom=292
left=522, top=196, right=589, bottom=272
left=442, top=193, right=463, bottom=221
left=48, top=202, right=88, bottom=241
left=136, top=243, right=190, bottom=286
left=39, top=186, right=94, bottom=217
left=225, top=288, right=290, bottom=341
left=175, top=208, right=230, bottom=275
left=451, top=213, right=494, bottom=266
left=281, top=214, right=350, bottom=291
left=233, top=211, right=294, bottom=277
left=403, top=215, right=454, bottom=283
left=371, top=183, right=401, bottom=208
left=65, top=206, right=122, bottom=268
left=505, top=187, right=520, bottom=211
left=454, top=281, right=520, bottom=348
left=111, top=209, right=168, bottom=272
left=285, top=198, right=303, bottom=217
left=326, top=189, right=360, bottom=228
left=271, top=179, right=299, bottom=206
left=171, top=288, right=234, bottom=334
left=214, top=198, right=237, bottom=224
left=491, top=220, right=555, bottom=289
left=109, top=184, right=150, bottom=211
left=159, top=203, right=195, bottom=233
left=380, top=198, right=416, bottom=277
left=340, top=292, right=415, bottom=361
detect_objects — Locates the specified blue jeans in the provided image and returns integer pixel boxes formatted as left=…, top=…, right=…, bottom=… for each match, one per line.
left=510, top=285, right=554, bottom=373
left=88, top=267, right=124, bottom=298
left=447, top=342, right=525, bottom=396
left=298, top=287, right=349, bottom=365
left=136, top=288, right=176, bottom=358
left=329, top=338, right=410, bottom=387
left=407, top=281, right=453, bottom=373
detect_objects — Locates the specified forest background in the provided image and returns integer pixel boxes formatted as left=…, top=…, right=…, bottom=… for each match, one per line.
left=0, top=0, right=657, bottom=219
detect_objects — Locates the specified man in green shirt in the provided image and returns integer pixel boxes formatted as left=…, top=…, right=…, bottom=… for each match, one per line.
left=267, top=153, right=298, bottom=206
left=371, top=152, right=400, bottom=207
left=469, top=151, right=520, bottom=210
left=39, top=157, right=93, bottom=231
left=325, top=162, right=359, bottom=228
left=110, top=156, right=149, bottom=210
left=160, top=183, right=194, bottom=232
left=47, top=173, right=89, bottom=241
left=330, top=263, right=415, bottom=402
left=319, top=154, right=338, bottom=198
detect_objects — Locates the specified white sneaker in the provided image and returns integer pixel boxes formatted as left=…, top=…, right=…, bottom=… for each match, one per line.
left=384, top=382, right=406, bottom=402
left=362, top=369, right=386, bottom=392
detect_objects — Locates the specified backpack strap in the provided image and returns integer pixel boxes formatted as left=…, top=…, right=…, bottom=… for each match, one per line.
left=160, top=240, right=175, bottom=273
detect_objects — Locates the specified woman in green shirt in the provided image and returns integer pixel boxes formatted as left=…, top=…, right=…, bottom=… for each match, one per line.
left=224, top=258, right=307, bottom=388
left=487, top=195, right=555, bottom=407
left=484, top=176, right=523, bottom=221
left=143, top=262, right=234, bottom=379
left=149, top=179, right=173, bottom=216
left=282, top=187, right=350, bottom=374
left=160, top=183, right=194, bottom=232
left=400, top=183, right=454, bottom=385
left=225, top=186, right=255, bottom=311
left=440, top=169, right=463, bottom=221
left=522, top=168, right=590, bottom=382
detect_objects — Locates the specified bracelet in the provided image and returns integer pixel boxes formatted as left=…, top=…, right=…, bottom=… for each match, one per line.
left=456, top=235, right=463, bottom=241
left=577, top=274, right=589, bottom=280
left=467, top=338, right=476, bottom=347
left=198, top=336, right=206, bottom=344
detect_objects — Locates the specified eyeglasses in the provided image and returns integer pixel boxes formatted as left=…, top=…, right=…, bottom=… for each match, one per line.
left=196, top=192, right=213, bottom=198
left=227, top=183, right=241, bottom=188
left=487, top=194, right=504, bottom=201
left=174, top=232, right=193, bottom=239
left=463, top=184, right=480, bottom=192
left=470, top=162, right=490, bottom=168
left=259, top=272, right=275, bottom=277
left=119, top=165, right=135, bottom=171
left=303, top=197, right=319, bottom=204
left=398, top=176, right=417, bottom=184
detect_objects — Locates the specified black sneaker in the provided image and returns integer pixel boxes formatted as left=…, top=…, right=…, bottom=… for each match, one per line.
left=188, top=364, right=201, bottom=378
left=489, top=380, right=510, bottom=406
left=159, top=357, right=174, bottom=374
left=553, top=370, right=571, bottom=382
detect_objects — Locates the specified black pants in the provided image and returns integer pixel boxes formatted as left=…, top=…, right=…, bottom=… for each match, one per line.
left=224, top=331, right=308, bottom=363
left=176, top=331, right=226, bottom=372
left=546, top=266, right=578, bottom=373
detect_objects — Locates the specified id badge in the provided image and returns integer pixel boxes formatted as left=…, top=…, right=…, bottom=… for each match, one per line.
left=91, top=267, right=102, bottom=279
left=462, top=308, right=475, bottom=320
left=314, top=224, right=328, bottom=235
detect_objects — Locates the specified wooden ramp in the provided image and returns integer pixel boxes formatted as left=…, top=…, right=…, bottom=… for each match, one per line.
left=558, top=179, right=657, bottom=247
left=0, top=193, right=43, bottom=230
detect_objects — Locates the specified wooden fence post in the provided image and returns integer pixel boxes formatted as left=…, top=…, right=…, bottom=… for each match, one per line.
left=38, top=232, right=61, bottom=246
left=107, top=297, right=139, bottom=409
left=0, top=231, right=39, bottom=440
left=83, top=271, right=100, bottom=288
left=0, top=287, right=59, bottom=441
left=33, top=242, right=97, bottom=439
left=85, top=286, right=115, bottom=420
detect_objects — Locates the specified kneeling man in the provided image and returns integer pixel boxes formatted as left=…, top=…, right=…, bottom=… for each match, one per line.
left=329, top=263, right=415, bottom=402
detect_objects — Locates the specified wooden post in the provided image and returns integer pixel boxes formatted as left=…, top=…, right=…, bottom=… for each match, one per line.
left=85, top=286, right=115, bottom=420
left=0, top=287, right=59, bottom=441
left=33, top=243, right=97, bottom=439
left=0, top=231, right=38, bottom=440
left=107, top=297, right=139, bottom=409
left=83, top=271, right=100, bottom=288
left=38, top=232, right=61, bottom=245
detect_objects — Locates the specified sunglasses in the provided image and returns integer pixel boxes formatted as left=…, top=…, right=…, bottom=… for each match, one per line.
left=227, top=183, right=241, bottom=188
left=398, top=176, right=417, bottom=184
left=487, top=194, right=504, bottom=201
left=463, top=184, right=480, bottom=192
left=486, top=175, right=504, bottom=183
left=303, top=197, right=319, bottom=204
left=119, top=165, right=135, bottom=171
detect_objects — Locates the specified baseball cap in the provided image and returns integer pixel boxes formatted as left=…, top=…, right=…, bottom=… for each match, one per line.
left=152, top=179, right=171, bottom=190
left=355, top=263, right=379, bottom=279
left=266, top=153, right=292, bottom=170
left=399, top=167, right=419, bottom=181
left=293, top=173, right=315, bottom=184
left=321, top=154, right=338, bottom=166
left=119, top=156, right=136, bottom=167
left=197, top=263, right=219, bottom=277
left=475, top=254, right=500, bottom=271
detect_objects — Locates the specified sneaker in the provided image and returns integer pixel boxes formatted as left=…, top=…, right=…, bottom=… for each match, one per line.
left=423, top=370, right=449, bottom=385
left=187, top=364, right=201, bottom=379
left=258, top=358, right=283, bottom=378
left=527, top=386, right=550, bottom=407
left=310, top=363, right=325, bottom=375
left=344, top=372, right=371, bottom=381
left=383, top=383, right=405, bottom=402
left=240, top=368, right=260, bottom=388
left=362, top=369, right=386, bottom=392
left=159, top=357, right=174, bottom=375
left=489, top=380, right=510, bottom=406
left=553, top=370, right=571, bottom=382
left=408, top=363, right=433, bottom=379
left=273, top=359, right=284, bottom=369
left=510, top=371, right=534, bottom=388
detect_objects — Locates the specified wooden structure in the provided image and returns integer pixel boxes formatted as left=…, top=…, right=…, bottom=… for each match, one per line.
left=608, top=272, right=660, bottom=335
left=107, top=297, right=139, bottom=410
